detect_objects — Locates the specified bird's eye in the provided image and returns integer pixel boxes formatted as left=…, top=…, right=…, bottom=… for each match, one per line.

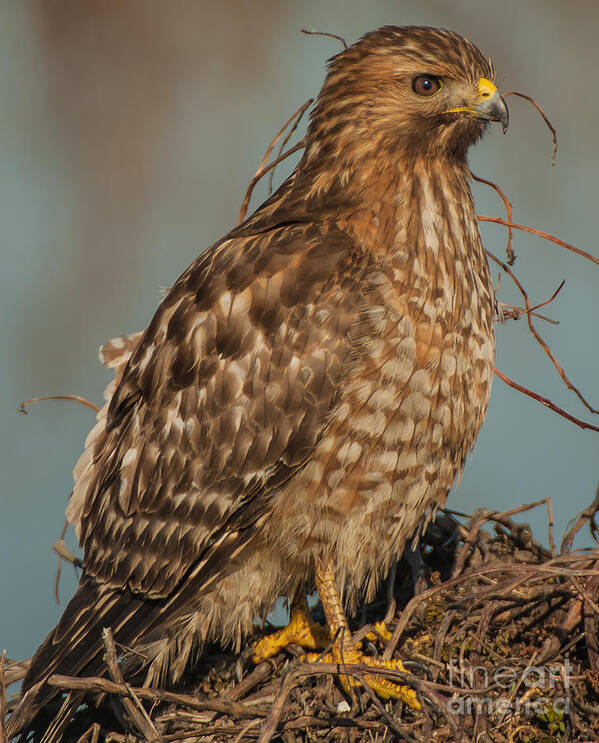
left=412, top=75, right=441, bottom=97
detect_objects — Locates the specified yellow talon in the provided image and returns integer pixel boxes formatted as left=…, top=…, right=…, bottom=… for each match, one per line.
left=252, top=600, right=330, bottom=663
left=365, top=620, right=393, bottom=643
left=306, top=648, right=420, bottom=709
left=358, top=655, right=419, bottom=707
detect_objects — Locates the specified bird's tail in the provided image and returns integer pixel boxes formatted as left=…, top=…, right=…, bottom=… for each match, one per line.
left=6, top=578, right=153, bottom=740
left=7, top=530, right=254, bottom=739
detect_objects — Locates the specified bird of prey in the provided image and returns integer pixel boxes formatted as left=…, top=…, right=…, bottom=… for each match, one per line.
left=9, top=25, right=508, bottom=736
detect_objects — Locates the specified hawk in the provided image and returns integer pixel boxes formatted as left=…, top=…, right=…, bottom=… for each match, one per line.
left=9, top=25, right=508, bottom=735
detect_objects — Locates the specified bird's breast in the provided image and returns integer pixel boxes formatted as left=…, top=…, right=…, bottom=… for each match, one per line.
left=271, top=200, right=495, bottom=603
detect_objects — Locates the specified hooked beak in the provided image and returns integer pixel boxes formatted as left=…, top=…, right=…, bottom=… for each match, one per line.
left=444, top=77, right=509, bottom=133
left=474, top=77, right=509, bottom=133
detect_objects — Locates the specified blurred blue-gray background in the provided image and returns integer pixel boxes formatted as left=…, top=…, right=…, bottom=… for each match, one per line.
left=1, top=0, right=598, bottom=665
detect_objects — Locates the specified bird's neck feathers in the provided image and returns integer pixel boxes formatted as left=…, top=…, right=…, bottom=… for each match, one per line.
left=294, top=143, right=483, bottom=266
left=276, top=143, right=492, bottom=325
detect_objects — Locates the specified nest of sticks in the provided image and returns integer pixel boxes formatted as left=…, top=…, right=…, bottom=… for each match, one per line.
left=3, top=493, right=599, bottom=743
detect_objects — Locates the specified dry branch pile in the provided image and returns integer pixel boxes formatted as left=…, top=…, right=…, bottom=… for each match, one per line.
left=3, top=495, right=599, bottom=742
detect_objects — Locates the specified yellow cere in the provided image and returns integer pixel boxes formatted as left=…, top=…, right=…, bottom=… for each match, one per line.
left=444, top=76, right=498, bottom=115
left=477, top=76, right=498, bottom=100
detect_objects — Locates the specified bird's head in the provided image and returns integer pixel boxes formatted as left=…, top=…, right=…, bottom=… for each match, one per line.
left=305, top=26, right=508, bottom=167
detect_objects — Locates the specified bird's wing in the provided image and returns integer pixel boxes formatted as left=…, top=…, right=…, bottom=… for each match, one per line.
left=11, top=221, right=363, bottom=736
left=75, top=221, right=361, bottom=599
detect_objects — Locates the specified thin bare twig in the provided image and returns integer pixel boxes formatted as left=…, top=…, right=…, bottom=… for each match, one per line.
left=237, top=99, right=312, bottom=224
left=76, top=723, right=100, bottom=743
left=561, top=488, right=599, bottom=553
left=238, top=141, right=305, bottom=224
left=582, top=575, right=599, bottom=672
left=18, top=394, right=99, bottom=415
left=479, top=216, right=599, bottom=267
left=498, top=302, right=559, bottom=324
left=268, top=99, right=312, bottom=194
left=385, top=550, right=599, bottom=660
left=53, top=538, right=82, bottom=569
left=452, top=499, right=554, bottom=579
left=498, top=279, right=564, bottom=321
left=3, top=657, right=30, bottom=686
left=300, top=28, right=348, bottom=50
left=225, top=660, right=283, bottom=702
left=494, top=367, right=599, bottom=432
left=232, top=719, right=262, bottom=743
left=527, top=279, right=565, bottom=313
left=570, top=576, right=599, bottom=618
left=255, top=101, right=312, bottom=186
left=471, top=171, right=515, bottom=263
left=496, top=281, right=564, bottom=323
left=359, top=681, right=418, bottom=742
left=54, top=517, right=83, bottom=604
left=503, top=91, right=558, bottom=165
left=54, top=521, right=69, bottom=604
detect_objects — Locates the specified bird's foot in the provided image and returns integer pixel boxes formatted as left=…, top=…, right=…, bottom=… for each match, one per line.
left=252, top=601, right=330, bottom=663
left=310, top=558, right=419, bottom=708
left=306, top=640, right=420, bottom=709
